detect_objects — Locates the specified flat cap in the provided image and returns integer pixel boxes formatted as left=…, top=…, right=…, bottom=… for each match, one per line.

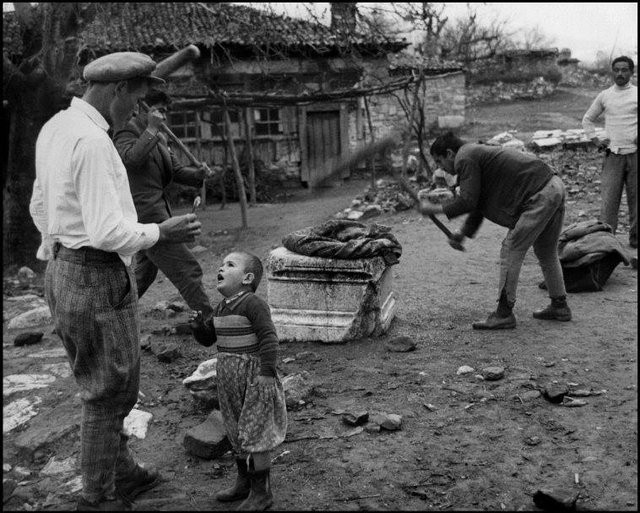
left=83, top=52, right=165, bottom=85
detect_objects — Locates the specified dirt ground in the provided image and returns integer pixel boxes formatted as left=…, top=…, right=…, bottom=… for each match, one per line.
left=3, top=86, right=637, bottom=511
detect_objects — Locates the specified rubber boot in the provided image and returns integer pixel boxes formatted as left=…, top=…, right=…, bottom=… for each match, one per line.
left=216, top=459, right=251, bottom=502
left=533, top=295, right=572, bottom=321
left=236, top=468, right=273, bottom=511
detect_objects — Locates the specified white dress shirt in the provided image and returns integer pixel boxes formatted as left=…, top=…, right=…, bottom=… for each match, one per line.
left=29, top=97, right=160, bottom=266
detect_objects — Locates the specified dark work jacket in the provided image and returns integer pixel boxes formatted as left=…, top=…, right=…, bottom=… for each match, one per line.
left=442, top=144, right=554, bottom=237
left=113, top=115, right=203, bottom=223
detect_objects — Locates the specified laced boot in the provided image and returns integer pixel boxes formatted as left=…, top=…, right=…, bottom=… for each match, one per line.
left=533, top=295, right=572, bottom=321
left=236, top=468, right=273, bottom=511
left=216, top=459, right=251, bottom=502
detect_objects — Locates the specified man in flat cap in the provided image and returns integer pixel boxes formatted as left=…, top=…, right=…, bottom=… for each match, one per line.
left=114, top=88, right=214, bottom=321
left=30, top=52, right=202, bottom=511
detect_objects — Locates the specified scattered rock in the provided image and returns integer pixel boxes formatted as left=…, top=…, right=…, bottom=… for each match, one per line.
left=341, top=411, right=369, bottom=426
left=533, top=488, right=580, bottom=511
left=123, top=409, right=153, bottom=439
left=40, top=363, right=72, bottom=378
left=369, top=413, right=402, bottom=431
left=295, top=351, right=322, bottom=362
left=3, top=478, right=17, bottom=503
left=140, top=334, right=152, bottom=350
left=40, top=456, right=76, bottom=476
left=561, top=397, right=587, bottom=407
left=183, top=358, right=219, bottom=408
left=27, top=347, right=67, bottom=359
left=157, top=344, right=181, bottom=363
left=517, top=390, right=541, bottom=402
left=13, top=404, right=80, bottom=461
left=456, top=365, right=475, bottom=375
left=524, top=436, right=541, bottom=446
left=364, top=423, right=381, bottom=433
left=13, top=332, right=45, bottom=347
left=481, top=366, right=505, bottom=381
left=3, top=464, right=11, bottom=473
left=3, top=375, right=56, bottom=397
left=7, top=306, right=52, bottom=330
left=183, top=410, right=231, bottom=459
left=385, top=336, right=416, bottom=353
left=17, top=267, right=37, bottom=286
left=282, top=371, right=314, bottom=410
left=543, top=383, right=568, bottom=403
left=361, top=204, right=383, bottom=219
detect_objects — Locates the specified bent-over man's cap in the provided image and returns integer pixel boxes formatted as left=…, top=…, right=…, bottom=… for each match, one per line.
left=83, top=52, right=166, bottom=85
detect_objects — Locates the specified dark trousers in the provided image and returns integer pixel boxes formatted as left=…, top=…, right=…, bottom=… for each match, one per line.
left=45, top=244, right=140, bottom=503
left=135, top=240, right=213, bottom=317
left=601, top=151, right=637, bottom=246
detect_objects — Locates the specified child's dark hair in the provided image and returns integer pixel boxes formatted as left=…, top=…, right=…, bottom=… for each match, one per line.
left=144, top=88, right=172, bottom=107
left=430, top=131, right=466, bottom=157
left=239, top=251, right=263, bottom=292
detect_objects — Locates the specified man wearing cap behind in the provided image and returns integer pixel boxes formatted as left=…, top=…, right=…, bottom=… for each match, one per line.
left=29, top=52, right=202, bottom=511
left=113, top=89, right=214, bottom=321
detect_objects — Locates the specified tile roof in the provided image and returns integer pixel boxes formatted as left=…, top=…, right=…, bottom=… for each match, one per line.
left=77, top=2, right=407, bottom=61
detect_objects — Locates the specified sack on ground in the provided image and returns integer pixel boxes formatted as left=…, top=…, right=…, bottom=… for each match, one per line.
left=540, top=219, right=630, bottom=292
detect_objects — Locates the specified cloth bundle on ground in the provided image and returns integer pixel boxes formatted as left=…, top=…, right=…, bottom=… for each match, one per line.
left=282, top=220, right=402, bottom=265
left=540, top=219, right=630, bottom=292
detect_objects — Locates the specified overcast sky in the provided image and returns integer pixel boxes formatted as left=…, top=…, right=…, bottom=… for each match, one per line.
left=3, top=2, right=637, bottom=65
left=240, top=2, right=638, bottom=65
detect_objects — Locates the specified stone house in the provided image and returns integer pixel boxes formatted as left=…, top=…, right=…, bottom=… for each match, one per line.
left=4, top=2, right=466, bottom=188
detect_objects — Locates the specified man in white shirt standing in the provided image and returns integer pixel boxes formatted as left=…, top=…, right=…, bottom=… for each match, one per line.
left=29, top=52, right=202, bottom=511
left=582, top=55, right=637, bottom=249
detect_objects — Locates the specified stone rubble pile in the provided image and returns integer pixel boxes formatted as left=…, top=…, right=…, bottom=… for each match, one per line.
left=466, top=76, right=557, bottom=105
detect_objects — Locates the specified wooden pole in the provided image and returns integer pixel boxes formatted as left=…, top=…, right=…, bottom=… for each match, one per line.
left=363, top=95, right=376, bottom=188
left=244, top=107, right=257, bottom=205
left=222, top=104, right=249, bottom=228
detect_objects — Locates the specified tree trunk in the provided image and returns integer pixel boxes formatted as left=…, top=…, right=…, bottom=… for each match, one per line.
left=223, top=106, right=248, bottom=228
left=243, top=107, right=257, bottom=205
left=3, top=70, right=64, bottom=270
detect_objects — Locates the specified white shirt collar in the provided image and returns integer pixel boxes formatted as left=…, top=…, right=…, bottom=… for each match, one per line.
left=70, top=97, right=110, bottom=132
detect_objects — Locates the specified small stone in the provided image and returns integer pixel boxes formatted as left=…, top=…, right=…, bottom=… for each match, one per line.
left=123, top=409, right=153, bottom=439
left=562, top=397, right=587, bottom=407
left=518, top=390, right=541, bottom=401
left=7, top=306, right=52, bottom=330
left=341, top=411, right=369, bottom=426
left=543, top=383, right=568, bottom=403
left=3, top=464, right=11, bottom=473
left=17, top=267, right=37, bottom=285
left=153, top=301, right=171, bottom=312
left=456, top=365, right=475, bottom=375
left=183, top=358, right=219, bottom=408
left=364, top=423, right=381, bottom=433
left=183, top=410, right=231, bottom=459
left=40, top=456, right=76, bottom=476
left=524, top=436, right=541, bottom=446
left=14, top=332, right=44, bottom=347
left=3, top=478, right=17, bottom=503
left=533, top=489, right=579, bottom=511
left=385, top=336, right=416, bottom=353
left=140, top=334, right=152, bottom=350
left=370, top=413, right=402, bottom=431
left=282, top=372, right=314, bottom=410
left=482, top=366, right=505, bottom=381
left=157, top=344, right=181, bottom=363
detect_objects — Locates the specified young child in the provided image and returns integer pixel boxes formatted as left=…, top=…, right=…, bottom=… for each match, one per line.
left=190, top=251, right=287, bottom=511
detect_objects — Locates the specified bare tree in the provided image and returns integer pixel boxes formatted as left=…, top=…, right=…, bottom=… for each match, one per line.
left=521, top=25, right=556, bottom=51
left=3, top=3, right=100, bottom=269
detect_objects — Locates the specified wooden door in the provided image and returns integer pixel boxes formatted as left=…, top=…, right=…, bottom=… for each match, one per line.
left=306, top=110, right=341, bottom=187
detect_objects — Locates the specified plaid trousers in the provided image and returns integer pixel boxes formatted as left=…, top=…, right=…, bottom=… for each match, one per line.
left=45, top=244, right=140, bottom=503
